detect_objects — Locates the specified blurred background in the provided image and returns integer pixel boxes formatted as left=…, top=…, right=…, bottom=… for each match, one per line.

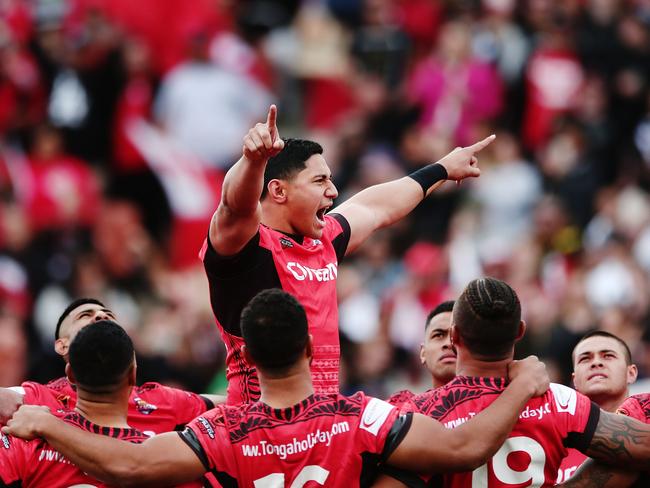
left=1, top=0, right=650, bottom=398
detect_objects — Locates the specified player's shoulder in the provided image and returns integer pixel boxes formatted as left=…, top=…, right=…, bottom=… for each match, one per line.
left=618, top=394, right=650, bottom=422
left=43, top=377, right=72, bottom=392
left=386, top=389, right=415, bottom=407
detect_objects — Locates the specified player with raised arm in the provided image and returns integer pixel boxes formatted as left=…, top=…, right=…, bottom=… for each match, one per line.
left=374, top=277, right=650, bottom=488
left=202, top=104, right=493, bottom=404
left=4, top=289, right=550, bottom=488
left=0, top=320, right=201, bottom=487
left=387, top=300, right=456, bottom=406
left=556, top=331, right=638, bottom=483
left=0, top=298, right=221, bottom=435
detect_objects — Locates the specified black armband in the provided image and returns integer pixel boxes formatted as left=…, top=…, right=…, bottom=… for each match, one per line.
left=408, top=164, right=448, bottom=197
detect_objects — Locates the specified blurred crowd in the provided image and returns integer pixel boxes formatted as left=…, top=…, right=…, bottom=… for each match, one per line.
left=1, top=0, right=650, bottom=398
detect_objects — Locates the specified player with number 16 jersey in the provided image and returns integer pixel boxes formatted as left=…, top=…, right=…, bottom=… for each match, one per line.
left=179, top=392, right=404, bottom=487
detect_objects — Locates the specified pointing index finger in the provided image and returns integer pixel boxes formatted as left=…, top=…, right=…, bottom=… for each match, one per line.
left=266, top=104, right=277, bottom=132
left=468, top=134, right=496, bottom=153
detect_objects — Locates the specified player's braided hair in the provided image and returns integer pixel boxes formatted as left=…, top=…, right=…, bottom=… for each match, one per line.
left=454, top=277, right=522, bottom=359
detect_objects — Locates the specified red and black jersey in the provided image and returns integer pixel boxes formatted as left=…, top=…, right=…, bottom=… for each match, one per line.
left=386, top=389, right=416, bottom=408
left=201, top=214, right=351, bottom=404
left=19, top=378, right=210, bottom=436
left=556, top=448, right=587, bottom=483
left=618, top=393, right=650, bottom=423
left=178, top=392, right=411, bottom=487
left=406, top=378, right=600, bottom=487
left=0, top=411, right=146, bottom=487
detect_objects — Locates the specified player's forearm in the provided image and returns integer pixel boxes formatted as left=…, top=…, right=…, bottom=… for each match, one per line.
left=0, top=388, right=24, bottom=424
left=585, top=411, right=650, bottom=470
left=220, top=155, right=267, bottom=216
left=558, top=459, right=638, bottom=488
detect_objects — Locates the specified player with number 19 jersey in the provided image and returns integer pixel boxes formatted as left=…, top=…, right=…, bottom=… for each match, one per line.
left=178, top=391, right=409, bottom=487
left=408, top=378, right=600, bottom=487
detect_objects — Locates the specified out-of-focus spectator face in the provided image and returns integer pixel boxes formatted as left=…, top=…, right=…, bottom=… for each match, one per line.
left=32, top=124, right=62, bottom=159
left=0, top=312, right=26, bottom=386
left=123, top=37, right=151, bottom=76
left=93, top=201, right=151, bottom=279
left=54, top=303, right=116, bottom=359
left=437, top=22, right=471, bottom=61
left=420, top=310, right=456, bottom=386
left=572, top=335, right=636, bottom=401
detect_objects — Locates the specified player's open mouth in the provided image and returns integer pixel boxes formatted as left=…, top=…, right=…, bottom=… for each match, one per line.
left=316, top=207, right=329, bottom=224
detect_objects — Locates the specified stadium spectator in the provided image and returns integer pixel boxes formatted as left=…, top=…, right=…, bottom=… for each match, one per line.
left=0, top=298, right=221, bottom=432
left=557, top=331, right=638, bottom=482
left=3, top=288, right=550, bottom=487
left=376, top=277, right=650, bottom=487
left=202, top=104, right=493, bottom=403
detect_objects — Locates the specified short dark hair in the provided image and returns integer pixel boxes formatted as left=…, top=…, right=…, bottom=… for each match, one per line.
left=425, top=300, right=455, bottom=329
left=573, top=330, right=633, bottom=365
left=68, top=320, right=134, bottom=393
left=453, top=278, right=521, bottom=359
left=261, top=138, right=323, bottom=199
left=240, top=288, right=309, bottom=375
left=55, top=298, right=106, bottom=340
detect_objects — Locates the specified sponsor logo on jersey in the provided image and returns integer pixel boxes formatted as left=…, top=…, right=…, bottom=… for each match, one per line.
left=360, top=398, right=394, bottom=436
left=286, top=262, right=338, bottom=282
left=241, top=422, right=350, bottom=459
left=279, top=237, right=293, bottom=249
left=198, top=417, right=215, bottom=439
left=1, top=433, right=9, bottom=449
left=133, top=397, right=157, bottom=415
left=550, top=383, right=577, bottom=415
left=519, top=403, right=551, bottom=421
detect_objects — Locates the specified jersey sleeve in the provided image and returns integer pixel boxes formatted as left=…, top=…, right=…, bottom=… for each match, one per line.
left=0, top=433, right=24, bottom=486
left=355, top=395, right=409, bottom=459
left=178, top=408, right=236, bottom=475
left=199, top=230, right=264, bottom=279
left=548, top=384, right=601, bottom=451
left=20, top=382, right=64, bottom=410
left=617, top=396, right=647, bottom=422
left=147, top=383, right=210, bottom=426
left=324, top=214, right=351, bottom=262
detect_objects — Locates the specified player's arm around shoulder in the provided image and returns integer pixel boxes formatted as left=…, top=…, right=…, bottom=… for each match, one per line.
left=583, top=408, right=650, bottom=470
left=3, top=405, right=205, bottom=487
left=210, top=104, right=284, bottom=256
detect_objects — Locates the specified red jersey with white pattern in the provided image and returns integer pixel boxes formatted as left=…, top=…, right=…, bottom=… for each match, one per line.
left=201, top=214, right=350, bottom=404
left=19, top=378, right=210, bottom=436
left=410, top=378, right=600, bottom=488
left=0, top=411, right=146, bottom=488
left=618, top=394, right=650, bottom=423
left=178, top=392, right=410, bottom=487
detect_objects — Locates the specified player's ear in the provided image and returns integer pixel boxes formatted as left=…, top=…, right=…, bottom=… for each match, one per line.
left=65, top=363, right=76, bottom=386
left=450, top=325, right=460, bottom=347
left=54, top=337, right=69, bottom=357
left=514, top=320, right=526, bottom=342
left=306, top=334, right=313, bottom=360
left=627, top=364, right=639, bottom=385
left=267, top=180, right=287, bottom=203
left=128, top=355, right=137, bottom=387
left=419, top=343, right=426, bottom=365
